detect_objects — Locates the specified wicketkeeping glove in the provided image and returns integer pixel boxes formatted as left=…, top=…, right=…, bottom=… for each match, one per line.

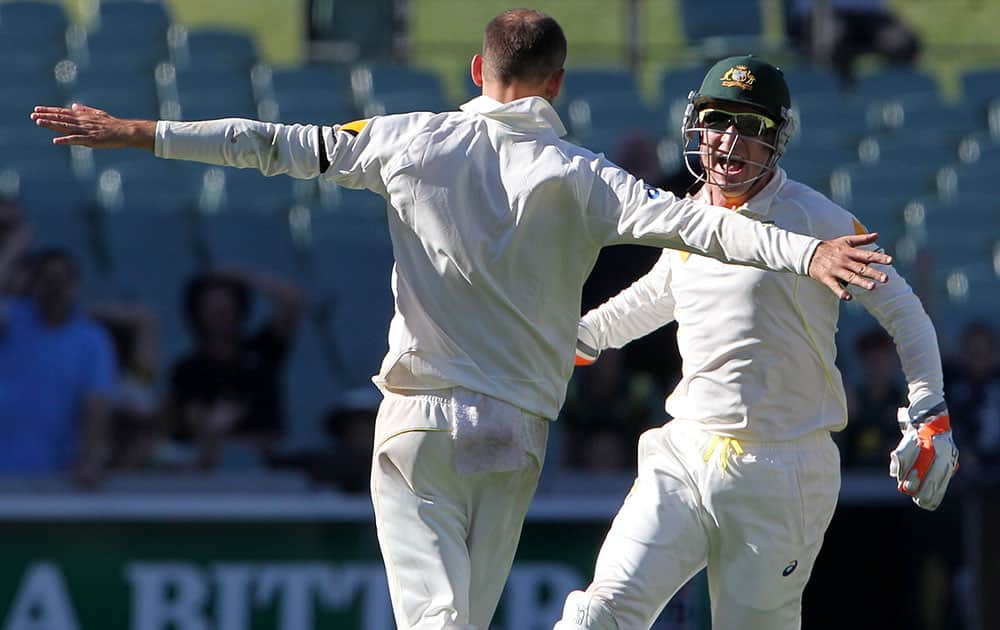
left=575, top=320, right=600, bottom=366
left=889, top=395, right=959, bottom=511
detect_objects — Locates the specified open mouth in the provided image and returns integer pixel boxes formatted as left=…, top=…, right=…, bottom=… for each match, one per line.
left=714, top=155, right=746, bottom=176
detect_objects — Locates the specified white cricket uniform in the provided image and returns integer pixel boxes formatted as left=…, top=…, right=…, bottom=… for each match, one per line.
left=154, top=98, right=823, bottom=630
left=557, top=167, right=943, bottom=630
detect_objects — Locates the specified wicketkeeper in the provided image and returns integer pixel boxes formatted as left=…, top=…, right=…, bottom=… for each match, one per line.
left=557, top=55, right=958, bottom=630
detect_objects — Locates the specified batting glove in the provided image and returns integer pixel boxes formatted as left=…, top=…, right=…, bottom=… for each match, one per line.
left=889, top=395, right=959, bottom=511
left=575, top=320, right=600, bottom=366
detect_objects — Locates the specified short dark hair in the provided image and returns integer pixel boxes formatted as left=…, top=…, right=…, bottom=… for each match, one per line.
left=482, top=9, right=566, bottom=84
left=183, top=272, right=251, bottom=335
left=32, top=247, right=79, bottom=280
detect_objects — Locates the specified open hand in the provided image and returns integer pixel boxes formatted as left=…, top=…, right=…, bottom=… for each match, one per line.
left=30, top=103, right=155, bottom=151
left=809, top=233, right=892, bottom=300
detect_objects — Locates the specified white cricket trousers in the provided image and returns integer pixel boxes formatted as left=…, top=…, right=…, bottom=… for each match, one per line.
left=371, top=388, right=548, bottom=630
left=557, top=420, right=840, bottom=630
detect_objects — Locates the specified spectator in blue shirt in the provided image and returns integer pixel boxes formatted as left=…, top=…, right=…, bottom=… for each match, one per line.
left=0, top=248, right=117, bottom=484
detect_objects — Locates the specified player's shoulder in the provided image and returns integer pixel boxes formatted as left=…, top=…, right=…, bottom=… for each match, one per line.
left=776, top=176, right=860, bottom=240
left=364, top=111, right=444, bottom=134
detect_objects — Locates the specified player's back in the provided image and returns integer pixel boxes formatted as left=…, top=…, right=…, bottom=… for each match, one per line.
left=373, top=97, right=608, bottom=420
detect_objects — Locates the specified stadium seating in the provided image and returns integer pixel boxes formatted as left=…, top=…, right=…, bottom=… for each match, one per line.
left=0, top=23, right=65, bottom=73
left=17, top=204, right=103, bottom=293
left=870, top=97, right=983, bottom=138
left=792, top=93, right=876, bottom=140
left=678, top=0, right=767, bottom=59
left=780, top=66, right=844, bottom=97
left=0, top=1, right=68, bottom=44
left=854, top=135, right=954, bottom=184
left=561, top=69, right=642, bottom=104
left=92, top=157, right=201, bottom=213
left=366, top=90, right=449, bottom=116
left=170, top=27, right=258, bottom=73
left=936, top=160, right=1000, bottom=203
left=352, top=65, right=449, bottom=112
left=70, top=27, right=168, bottom=73
left=262, top=65, right=356, bottom=116
left=168, top=66, right=259, bottom=120
left=308, top=208, right=394, bottom=389
left=957, top=133, right=1000, bottom=165
left=197, top=211, right=301, bottom=279
left=0, top=131, right=75, bottom=178
left=62, top=64, right=162, bottom=120
left=960, top=68, right=1000, bottom=114
left=929, top=261, right=1000, bottom=352
left=194, top=167, right=306, bottom=214
left=659, top=66, right=713, bottom=105
left=829, top=162, right=937, bottom=209
left=3, top=168, right=89, bottom=213
left=308, top=0, right=395, bottom=62
left=282, top=322, right=342, bottom=448
left=565, top=97, right=666, bottom=157
left=98, top=208, right=200, bottom=369
left=779, top=140, right=857, bottom=192
left=854, top=67, right=940, bottom=100
left=96, top=0, right=171, bottom=38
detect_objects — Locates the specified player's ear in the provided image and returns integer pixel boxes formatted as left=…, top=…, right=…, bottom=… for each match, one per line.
left=545, top=68, right=565, bottom=101
left=471, top=54, right=484, bottom=88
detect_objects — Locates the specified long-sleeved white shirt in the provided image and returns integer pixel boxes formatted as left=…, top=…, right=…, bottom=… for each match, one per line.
left=154, top=96, right=821, bottom=420
left=582, top=168, right=943, bottom=440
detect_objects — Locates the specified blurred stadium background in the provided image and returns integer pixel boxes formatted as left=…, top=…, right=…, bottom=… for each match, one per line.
left=1, top=0, right=999, bottom=628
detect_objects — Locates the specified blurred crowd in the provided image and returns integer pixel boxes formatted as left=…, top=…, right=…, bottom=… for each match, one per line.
left=0, top=194, right=374, bottom=490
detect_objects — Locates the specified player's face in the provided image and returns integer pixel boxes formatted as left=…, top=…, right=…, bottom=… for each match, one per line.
left=697, top=103, right=777, bottom=199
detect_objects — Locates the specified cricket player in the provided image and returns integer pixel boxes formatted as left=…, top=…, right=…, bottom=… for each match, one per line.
left=555, top=56, right=959, bottom=630
left=32, top=15, right=892, bottom=629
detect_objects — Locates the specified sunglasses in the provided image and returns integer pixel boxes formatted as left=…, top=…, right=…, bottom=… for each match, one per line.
left=698, top=108, right=776, bottom=137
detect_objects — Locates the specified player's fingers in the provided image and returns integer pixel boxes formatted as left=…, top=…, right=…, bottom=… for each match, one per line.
left=848, top=247, right=893, bottom=266
left=32, top=105, right=74, bottom=115
left=34, top=119, right=86, bottom=135
left=71, top=102, right=104, bottom=115
left=837, top=266, right=876, bottom=291
left=821, top=275, right=852, bottom=301
left=52, top=135, right=92, bottom=146
left=853, top=263, right=888, bottom=284
left=843, top=232, right=879, bottom=246
left=31, top=111, right=82, bottom=124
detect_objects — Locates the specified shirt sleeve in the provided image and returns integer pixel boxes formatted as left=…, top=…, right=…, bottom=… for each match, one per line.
left=154, top=114, right=432, bottom=197
left=583, top=156, right=820, bottom=276
left=812, top=205, right=945, bottom=406
left=581, top=249, right=677, bottom=350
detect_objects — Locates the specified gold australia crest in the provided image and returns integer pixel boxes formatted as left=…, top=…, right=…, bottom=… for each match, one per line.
left=720, top=65, right=755, bottom=91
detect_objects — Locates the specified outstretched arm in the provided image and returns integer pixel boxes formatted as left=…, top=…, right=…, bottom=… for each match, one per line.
left=580, top=250, right=677, bottom=360
left=31, top=103, right=403, bottom=193
left=32, top=104, right=155, bottom=150
left=587, top=161, right=891, bottom=300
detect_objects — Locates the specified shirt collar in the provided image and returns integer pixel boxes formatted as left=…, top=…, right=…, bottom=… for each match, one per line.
left=460, top=95, right=568, bottom=137
left=694, top=166, right=787, bottom=220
